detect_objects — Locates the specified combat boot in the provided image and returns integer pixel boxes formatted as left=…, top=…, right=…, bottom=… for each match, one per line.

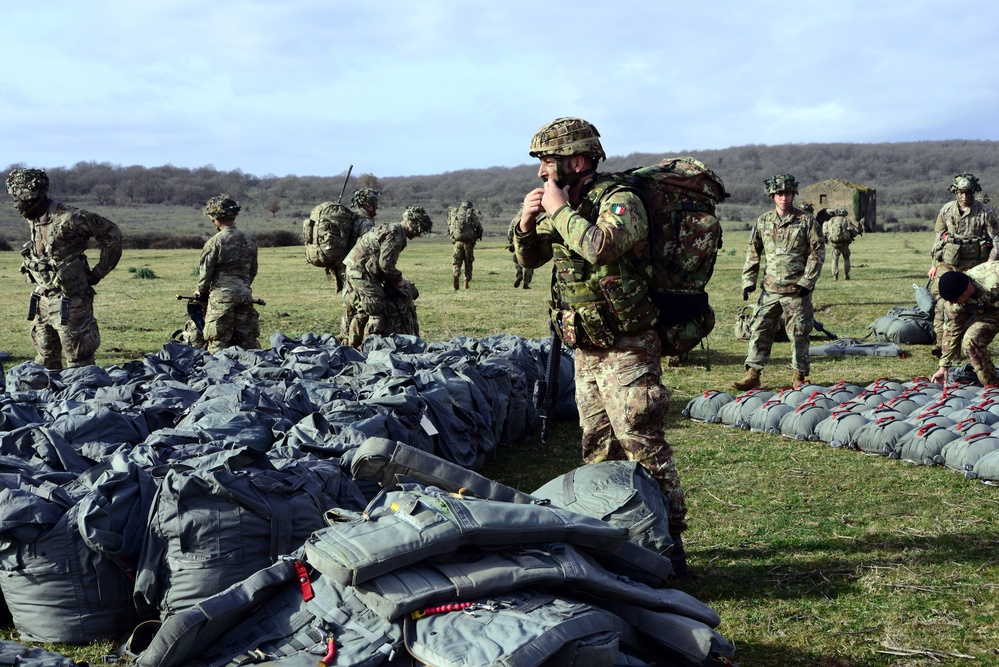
left=464, top=278, right=470, bottom=289
left=732, top=367, right=761, bottom=391
left=844, top=274, right=850, bottom=281
left=453, top=275, right=460, bottom=290
left=833, top=274, right=839, bottom=281
left=514, top=275, right=522, bottom=288
left=792, top=370, right=808, bottom=386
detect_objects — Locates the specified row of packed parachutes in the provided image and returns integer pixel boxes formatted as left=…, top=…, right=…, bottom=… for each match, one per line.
left=0, top=332, right=737, bottom=667
left=682, top=377, right=999, bottom=484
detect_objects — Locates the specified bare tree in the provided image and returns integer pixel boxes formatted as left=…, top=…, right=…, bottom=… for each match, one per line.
left=264, top=200, right=281, bottom=217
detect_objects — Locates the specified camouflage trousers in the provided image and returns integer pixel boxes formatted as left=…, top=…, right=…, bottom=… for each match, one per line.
left=341, top=277, right=387, bottom=348
left=575, top=329, right=688, bottom=535
left=744, top=289, right=813, bottom=374
left=452, top=242, right=476, bottom=280
left=172, top=320, right=207, bottom=350
left=30, top=289, right=100, bottom=369
left=830, top=242, right=851, bottom=278
left=930, top=261, right=979, bottom=347
left=946, top=306, right=999, bottom=386
left=513, top=257, right=533, bottom=288
left=204, top=296, right=260, bottom=353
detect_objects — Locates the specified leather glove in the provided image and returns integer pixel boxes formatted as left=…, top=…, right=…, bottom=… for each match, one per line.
left=742, top=286, right=755, bottom=301
left=796, top=285, right=812, bottom=298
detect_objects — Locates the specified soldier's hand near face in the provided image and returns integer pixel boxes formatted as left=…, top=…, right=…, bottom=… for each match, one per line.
left=519, top=188, right=545, bottom=233
left=541, top=176, right=570, bottom=216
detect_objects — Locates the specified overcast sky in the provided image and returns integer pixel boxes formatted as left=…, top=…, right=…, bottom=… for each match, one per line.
left=2, top=1, right=997, bottom=179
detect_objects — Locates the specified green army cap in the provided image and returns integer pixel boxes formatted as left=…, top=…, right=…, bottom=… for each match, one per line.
left=5, top=168, right=50, bottom=200
left=203, top=194, right=241, bottom=219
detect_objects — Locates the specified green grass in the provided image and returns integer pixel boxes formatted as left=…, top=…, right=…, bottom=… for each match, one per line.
left=0, top=231, right=997, bottom=666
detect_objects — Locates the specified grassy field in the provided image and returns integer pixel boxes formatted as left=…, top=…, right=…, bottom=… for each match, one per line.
left=0, top=230, right=997, bottom=666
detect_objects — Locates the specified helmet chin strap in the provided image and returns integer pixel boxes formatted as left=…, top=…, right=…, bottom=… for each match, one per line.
left=553, top=158, right=596, bottom=190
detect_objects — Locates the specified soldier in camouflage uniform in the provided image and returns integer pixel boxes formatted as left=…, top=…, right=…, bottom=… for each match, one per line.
left=823, top=207, right=860, bottom=280
left=341, top=206, right=432, bottom=348
left=733, top=174, right=825, bottom=390
left=447, top=200, right=483, bottom=290
left=927, top=173, right=999, bottom=356
left=194, top=195, right=260, bottom=353
left=350, top=188, right=381, bottom=239
left=506, top=216, right=533, bottom=289
left=513, top=117, right=688, bottom=575
left=6, top=168, right=122, bottom=369
left=930, top=266, right=999, bottom=387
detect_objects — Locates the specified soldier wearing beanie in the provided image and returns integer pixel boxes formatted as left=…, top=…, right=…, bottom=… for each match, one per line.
left=930, top=265, right=999, bottom=387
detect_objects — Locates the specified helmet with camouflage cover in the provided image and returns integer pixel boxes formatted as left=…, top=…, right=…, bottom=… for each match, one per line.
left=351, top=188, right=381, bottom=209
left=764, top=173, right=799, bottom=196
left=6, top=168, right=50, bottom=200
left=836, top=207, right=849, bottom=216
left=948, top=172, right=982, bottom=193
left=403, top=205, right=433, bottom=234
left=203, top=194, right=241, bottom=219
left=529, top=117, right=606, bottom=162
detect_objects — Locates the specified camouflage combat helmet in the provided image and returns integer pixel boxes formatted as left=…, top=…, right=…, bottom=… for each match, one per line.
left=403, top=205, right=433, bottom=234
left=5, top=168, right=50, bottom=200
left=949, top=172, right=982, bottom=193
left=351, top=188, right=381, bottom=209
left=764, top=173, right=799, bottom=196
left=203, top=194, right=241, bottom=219
left=529, top=117, right=606, bottom=162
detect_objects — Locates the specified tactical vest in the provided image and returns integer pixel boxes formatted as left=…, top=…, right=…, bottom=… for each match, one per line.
left=548, top=179, right=657, bottom=349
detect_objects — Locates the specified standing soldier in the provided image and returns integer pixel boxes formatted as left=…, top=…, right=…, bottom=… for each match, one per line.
left=6, top=168, right=122, bottom=369
left=930, top=267, right=999, bottom=387
left=447, top=200, right=483, bottom=290
left=823, top=207, right=861, bottom=280
left=733, top=174, right=825, bottom=390
left=341, top=206, right=433, bottom=347
left=927, top=173, right=999, bottom=357
left=351, top=188, right=381, bottom=238
left=194, top=195, right=260, bottom=353
left=513, top=117, right=688, bottom=576
left=506, top=215, right=533, bottom=289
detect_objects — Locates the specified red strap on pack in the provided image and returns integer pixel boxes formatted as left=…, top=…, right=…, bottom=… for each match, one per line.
left=294, top=561, right=314, bottom=602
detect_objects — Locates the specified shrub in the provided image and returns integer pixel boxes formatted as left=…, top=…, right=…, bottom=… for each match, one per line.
left=130, top=267, right=158, bottom=279
left=254, top=230, right=302, bottom=248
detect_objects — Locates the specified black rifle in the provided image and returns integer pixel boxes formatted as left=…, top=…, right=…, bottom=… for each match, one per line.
left=814, top=319, right=838, bottom=340
left=533, top=325, right=562, bottom=444
left=336, top=165, right=354, bottom=205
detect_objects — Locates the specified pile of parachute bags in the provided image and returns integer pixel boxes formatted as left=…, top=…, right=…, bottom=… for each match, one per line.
left=683, top=375, right=999, bottom=483
left=0, top=332, right=736, bottom=667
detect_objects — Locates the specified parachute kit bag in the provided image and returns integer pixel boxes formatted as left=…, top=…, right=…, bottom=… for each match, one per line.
left=868, top=306, right=935, bottom=345
left=302, top=201, right=358, bottom=270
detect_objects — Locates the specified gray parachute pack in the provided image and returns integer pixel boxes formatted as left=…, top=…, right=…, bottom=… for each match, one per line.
left=0, top=332, right=735, bottom=666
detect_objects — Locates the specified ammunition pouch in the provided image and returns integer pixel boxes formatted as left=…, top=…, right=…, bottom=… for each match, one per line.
left=27, top=292, right=40, bottom=321
left=941, top=237, right=992, bottom=266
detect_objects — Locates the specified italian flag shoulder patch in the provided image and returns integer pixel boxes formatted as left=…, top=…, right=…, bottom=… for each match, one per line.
left=610, top=203, right=627, bottom=216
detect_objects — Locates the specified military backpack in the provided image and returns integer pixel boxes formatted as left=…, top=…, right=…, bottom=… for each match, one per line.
left=302, top=201, right=358, bottom=270
left=447, top=206, right=481, bottom=243
left=589, top=157, right=729, bottom=356
left=825, top=216, right=855, bottom=244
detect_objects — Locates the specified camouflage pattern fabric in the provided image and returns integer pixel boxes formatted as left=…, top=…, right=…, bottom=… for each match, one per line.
left=742, top=207, right=825, bottom=294
left=514, top=174, right=685, bottom=535
left=939, top=262, right=999, bottom=384
left=744, top=289, right=815, bottom=374
left=576, top=330, right=687, bottom=534
left=352, top=213, right=375, bottom=240
left=172, top=320, right=207, bottom=350
left=829, top=242, right=852, bottom=279
left=451, top=241, right=476, bottom=281
left=197, top=227, right=259, bottom=353
left=506, top=216, right=533, bottom=288
left=19, top=200, right=122, bottom=369
left=342, top=222, right=412, bottom=347
left=929, top=199, right=999, bottom=344
left=30, top=291, right=100, bottom=369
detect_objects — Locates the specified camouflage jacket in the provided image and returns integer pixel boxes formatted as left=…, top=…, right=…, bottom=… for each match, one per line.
left=22, top=200, right=123, bottom=293
left=345, top=222, right=408, bottom=285
left=197, top=226, right=258, bottom=299
left=742, top=207, right=825, bottom=294
left=930, top=200, right=999, bottom=266
left=352, top=213, right=376, bottom=242
left=940, top=262, right=999, bottom=368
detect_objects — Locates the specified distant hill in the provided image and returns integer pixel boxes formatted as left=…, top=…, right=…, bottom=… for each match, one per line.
left=3, top=140, right=997, bottom=242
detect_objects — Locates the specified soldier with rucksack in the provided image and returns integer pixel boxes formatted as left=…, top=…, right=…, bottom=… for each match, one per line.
left=513, top=117, right=688, bottom=576
left=351, top=187, right=381, bottom=238
left=447, top=200, right=483, bottom=290
left=927, top=172, right=999, bottom=356
left=823, top=207, right=860, bottom=280
left=733, top=174, right=825, bottom=390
